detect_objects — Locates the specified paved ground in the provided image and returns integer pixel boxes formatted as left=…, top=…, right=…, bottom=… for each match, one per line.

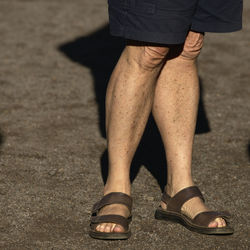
left=0, top=1, right=249, bottom=249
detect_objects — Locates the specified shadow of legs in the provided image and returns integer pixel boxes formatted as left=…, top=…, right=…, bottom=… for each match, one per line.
left=58, top=24, right=210, bottom=191
left=0, top=129, right=5, bottom=156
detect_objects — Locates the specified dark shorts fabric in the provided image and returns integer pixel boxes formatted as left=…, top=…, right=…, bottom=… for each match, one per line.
left=108, top=0, right=243, bottom=44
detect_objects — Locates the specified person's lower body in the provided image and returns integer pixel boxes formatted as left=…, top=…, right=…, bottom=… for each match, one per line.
left=89, top=0, right=242, bottom=239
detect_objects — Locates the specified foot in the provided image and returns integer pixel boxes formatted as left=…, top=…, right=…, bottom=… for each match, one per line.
left=95, top=192, right=131, bottom=233
left=160, top=186, right=226, bottom=228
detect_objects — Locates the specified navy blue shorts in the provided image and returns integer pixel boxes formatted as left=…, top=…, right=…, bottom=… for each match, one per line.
left=108, top=0, right=243, bottom=44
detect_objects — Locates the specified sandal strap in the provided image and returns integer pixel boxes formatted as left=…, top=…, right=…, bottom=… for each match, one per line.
left=193, top=211, right=231, bottom=227
left=92, top=192, right=132, bottom=214
left=166, top=186, right=205, bottom=213
left=161, top=191, right=171, bottom=204
left=90, top=214, right=130, bottom=231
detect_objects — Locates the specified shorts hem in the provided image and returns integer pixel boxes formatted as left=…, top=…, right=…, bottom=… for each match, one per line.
left=191, top=21, right=242, bottom=33
left=110, top=27, right=187, bottom=45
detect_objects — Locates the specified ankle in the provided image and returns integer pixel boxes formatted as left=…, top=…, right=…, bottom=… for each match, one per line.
left=104, top=180, right=131, bottom=196
left=165, top=180, right=194, bottom=197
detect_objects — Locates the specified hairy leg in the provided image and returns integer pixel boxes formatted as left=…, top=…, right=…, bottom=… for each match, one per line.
left=153, top=31, right=225, bottom=227
left=96, top=42, right=169, bottom=233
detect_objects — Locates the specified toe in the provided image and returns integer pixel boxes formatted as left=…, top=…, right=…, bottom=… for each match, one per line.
left=104, top=223, right=112, bottom=233
left=110, top=223, right=116, bottom=232
left=216, top=218, right=226, bottom=228
left=222, top=219, right=227, bottom=227
left=209, top=218, right=227, bottom=228
left=215, top=218, right=222, bottom=227
left=208, top=220, right=218, bottom=228
left=113, top=224, right=125, bottom=233
left=108, top=223, right=115, bottom=232
left=99, top=224, right=106, bottom=232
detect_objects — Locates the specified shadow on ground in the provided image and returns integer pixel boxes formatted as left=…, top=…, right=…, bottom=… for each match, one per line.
left=0, top=129, right=5, bottom=153
left=59, top=24, right=210, bottom=191
left=248, top=142, right=250, bottom=162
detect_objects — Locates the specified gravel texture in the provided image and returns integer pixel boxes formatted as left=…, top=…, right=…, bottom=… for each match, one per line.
left=0, top=0, right=249, bottom=249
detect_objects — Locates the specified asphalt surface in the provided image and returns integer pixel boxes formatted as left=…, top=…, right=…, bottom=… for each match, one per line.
left=0, top=0, right=249, bottom=249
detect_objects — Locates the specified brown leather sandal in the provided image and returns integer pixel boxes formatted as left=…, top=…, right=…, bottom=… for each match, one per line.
left=89, top=192, right=133, bottom=240
left=155, top=186, right=234, bottom=235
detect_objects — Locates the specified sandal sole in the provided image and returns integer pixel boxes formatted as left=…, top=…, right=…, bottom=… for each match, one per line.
left=89, top=230, right=131, bottom=240
left=155, top=208, right=234, bottom=235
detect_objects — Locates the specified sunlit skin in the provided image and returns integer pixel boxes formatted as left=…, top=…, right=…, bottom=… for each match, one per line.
left=95, top=31, right=226, bottom=233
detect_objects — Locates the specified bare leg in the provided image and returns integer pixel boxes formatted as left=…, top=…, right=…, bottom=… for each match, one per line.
left=152, top=31, right=225, bottom=227
left=96, top=43, right=169, bottom=233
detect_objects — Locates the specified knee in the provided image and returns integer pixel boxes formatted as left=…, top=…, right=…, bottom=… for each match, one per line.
left=127, top=45, right=169, bottom=71
left=180, top=31, right=204, bottom=61
left=141, top=46, right=169, bottom=70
